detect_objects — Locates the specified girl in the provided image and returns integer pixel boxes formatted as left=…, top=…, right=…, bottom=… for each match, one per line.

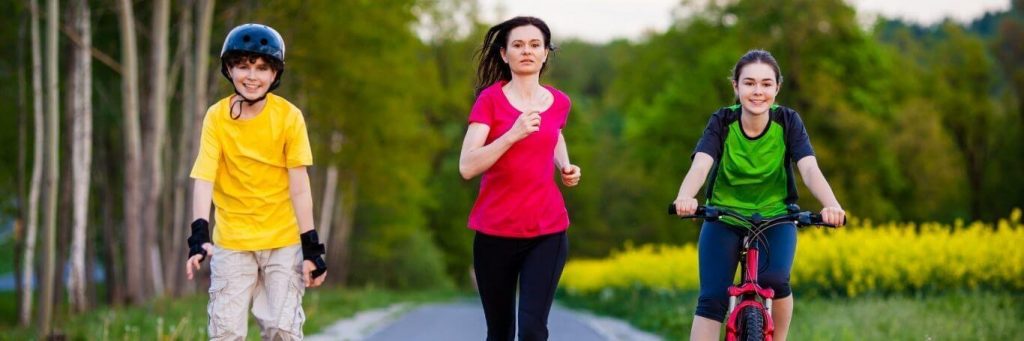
left=672, top=49, right=845, bottom=341
left=458, top=16, right=581, bottom=341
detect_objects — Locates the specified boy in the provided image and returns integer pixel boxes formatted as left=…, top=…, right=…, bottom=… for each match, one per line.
left=185, top=23, right=327, bottom=340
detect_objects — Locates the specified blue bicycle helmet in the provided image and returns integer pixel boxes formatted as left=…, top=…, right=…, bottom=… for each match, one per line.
left=220, top=23, right=286, bottom=92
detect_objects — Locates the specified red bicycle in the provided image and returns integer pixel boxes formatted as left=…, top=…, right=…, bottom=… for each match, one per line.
left=669, top=204, right=838, bottom=341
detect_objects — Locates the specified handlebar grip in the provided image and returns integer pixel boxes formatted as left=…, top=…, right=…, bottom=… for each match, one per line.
left=668, top=204, right=706, bottom=219
left=807, top=213, right=846, bottom=228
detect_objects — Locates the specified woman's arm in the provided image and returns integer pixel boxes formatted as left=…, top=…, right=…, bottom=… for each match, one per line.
left=796, top=156, right=845, bottom=225
left=554, top=132, right=580, bottom=186
left=459, top=109, right=541, bottom=179
left=673, top=152, right=714, bottom=215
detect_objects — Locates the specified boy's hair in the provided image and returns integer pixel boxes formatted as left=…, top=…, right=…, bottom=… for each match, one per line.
left=222, top=51, right=285, bottom=74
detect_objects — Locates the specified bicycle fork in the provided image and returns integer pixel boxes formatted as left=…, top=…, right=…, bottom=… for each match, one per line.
left=727, top=239, right=775, bottom=317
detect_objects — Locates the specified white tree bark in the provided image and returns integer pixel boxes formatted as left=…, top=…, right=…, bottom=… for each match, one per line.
left=38, top=0, right=60, bottom=335
left=116, top=0, right=145, bottom=303
left=19, top=0, right=44, bottom=327
left=144, top=0, right=170, bottom=297
left=318, top=132, right=345, bottom=251
left=67, top=0, right=92, bottom=313
left=167, top=0, right=194, bottom=297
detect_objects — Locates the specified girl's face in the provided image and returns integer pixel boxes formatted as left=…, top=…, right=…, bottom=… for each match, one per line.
left=501, top=25, right=548, bottom=76
left=228, top=57, right=277, bottom=100
left=732, top=62, right=780, bottom=116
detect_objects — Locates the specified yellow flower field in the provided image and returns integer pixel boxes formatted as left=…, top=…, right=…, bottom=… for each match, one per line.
left=561, top=209, right=1024, bottom=297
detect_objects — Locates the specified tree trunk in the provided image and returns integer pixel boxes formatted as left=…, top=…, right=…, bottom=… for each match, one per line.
left=100, top=153, right=125, bottom=305
left=116, top=0, right=145, bottom=304
left=318, top=132, right=344, bottom=250
left=167, top=0, right=194, bottom=297
left=67, top=0, right=92, bottom=313
left=38, top=0, right=60, bottom=335
left=327, top=176, right=356, bottom=286
left=20, top=0, right=44, bottom=327
left=143, top=0, right=170, bottom=298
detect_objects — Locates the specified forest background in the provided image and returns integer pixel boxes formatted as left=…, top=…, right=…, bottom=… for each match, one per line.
left=0, top=0, right=1021, bottom=336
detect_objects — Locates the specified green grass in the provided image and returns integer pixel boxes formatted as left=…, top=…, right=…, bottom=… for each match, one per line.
left=0, top=286, right=461, bottom=340
left=558, top=289, right=1024, bottom=340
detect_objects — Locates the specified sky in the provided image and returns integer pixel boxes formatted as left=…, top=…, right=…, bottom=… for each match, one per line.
left=475, top=0, right=1013, bottom=43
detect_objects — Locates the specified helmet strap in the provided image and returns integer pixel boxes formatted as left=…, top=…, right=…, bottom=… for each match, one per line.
left=230, top=87, right=268, bottom=120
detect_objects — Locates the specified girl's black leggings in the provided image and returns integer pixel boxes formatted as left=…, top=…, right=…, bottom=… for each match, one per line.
left=473, top=231, right=568, bottom=341
left=696, top=220, right=797, bottom=322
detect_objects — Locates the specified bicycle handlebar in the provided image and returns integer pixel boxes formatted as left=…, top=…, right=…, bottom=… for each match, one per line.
left=668, top=204, right=842, bottom=228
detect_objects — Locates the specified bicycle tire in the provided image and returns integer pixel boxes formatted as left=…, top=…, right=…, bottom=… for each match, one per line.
left=736, top=305, right=765, bottom=341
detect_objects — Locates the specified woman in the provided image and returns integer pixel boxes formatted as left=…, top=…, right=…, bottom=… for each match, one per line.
left=458, top=16, right=581, bottom=341
left=672, top=49, right=845, bottom=341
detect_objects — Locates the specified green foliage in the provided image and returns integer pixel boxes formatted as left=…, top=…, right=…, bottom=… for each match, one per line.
left=255, top=0, right=450, bottom=288
left=0, top=0, right=1021, bottom=299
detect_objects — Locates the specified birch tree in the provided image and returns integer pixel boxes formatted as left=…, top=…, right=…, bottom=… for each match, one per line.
left=67, top=0, right=92, bottom=312
left=19, top=0, right=44, bottom=326
left=38, top=0, right=60, bottom=335
left=143, top=0, right=170, bottom=297
left=116, top=0, right=145, bottom=303
left=166, top=0, right=194, bottom=296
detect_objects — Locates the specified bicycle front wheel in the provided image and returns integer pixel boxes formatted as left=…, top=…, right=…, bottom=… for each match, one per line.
left=736, top=305, right=765, bottom=341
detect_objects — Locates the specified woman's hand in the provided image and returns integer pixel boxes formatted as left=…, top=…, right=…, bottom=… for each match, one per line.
left=673, top=197, right=699, bottom=216
left=561, top=164, right=581, bottom=187
left=506, top=110, right=541, bottom=143
left=820, top=206, right=846, bottom=227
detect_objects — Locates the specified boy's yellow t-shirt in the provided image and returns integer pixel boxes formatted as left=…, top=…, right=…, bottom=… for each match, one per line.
left=190, top=93, right=313, bottom=251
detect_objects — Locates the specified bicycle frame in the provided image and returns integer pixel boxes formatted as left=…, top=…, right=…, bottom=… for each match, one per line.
left=669, top=204, right=836, bottom=341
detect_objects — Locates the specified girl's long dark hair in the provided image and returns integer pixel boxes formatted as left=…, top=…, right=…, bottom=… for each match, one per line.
left=474, top=16, right=555, bottom=96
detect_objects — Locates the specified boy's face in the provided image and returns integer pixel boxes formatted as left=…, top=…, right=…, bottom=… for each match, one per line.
left=228, top=57, right=277, bottom=99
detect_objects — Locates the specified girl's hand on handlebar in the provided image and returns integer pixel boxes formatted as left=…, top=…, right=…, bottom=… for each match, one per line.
left=674, top=197, right=699, bottom=216
left=821, top=206, right=845, bottom=227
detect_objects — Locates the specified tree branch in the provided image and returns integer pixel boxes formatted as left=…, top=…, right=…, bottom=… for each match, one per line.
left=61, top=24, right=121, bottom=74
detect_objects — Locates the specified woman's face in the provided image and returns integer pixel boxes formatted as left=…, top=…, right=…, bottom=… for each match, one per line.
left=501, top=25, right=548, bottom=76
left=228, top=57, right=277, bottom=100
left=733, top=62, right=780, bottom=116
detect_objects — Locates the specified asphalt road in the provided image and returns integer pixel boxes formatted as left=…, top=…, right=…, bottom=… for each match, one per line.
left=310, top=299, right=662, bottom=341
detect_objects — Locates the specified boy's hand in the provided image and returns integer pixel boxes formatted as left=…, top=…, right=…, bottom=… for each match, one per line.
left=185, top=243, right=213, bottom=280
left=303, top=260, right=327, bottom=288
left=560, top=164, right=581, bottom=187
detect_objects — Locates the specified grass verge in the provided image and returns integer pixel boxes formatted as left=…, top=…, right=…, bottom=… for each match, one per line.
left=558, top=288, right=1024, bottom=340
left=0, top=286, right=461, bottom=340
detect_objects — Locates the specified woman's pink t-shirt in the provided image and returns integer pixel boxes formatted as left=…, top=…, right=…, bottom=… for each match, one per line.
left=467, top=81, right=571, bottom=238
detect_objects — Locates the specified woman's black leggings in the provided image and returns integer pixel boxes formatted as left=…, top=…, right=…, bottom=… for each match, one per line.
left=473, top=231, right=568, bottom=341
left=695, top=220, right=797, bottom=322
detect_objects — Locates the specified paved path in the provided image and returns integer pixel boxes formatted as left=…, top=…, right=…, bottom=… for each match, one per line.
left=309, top=299, right=661, bottom=341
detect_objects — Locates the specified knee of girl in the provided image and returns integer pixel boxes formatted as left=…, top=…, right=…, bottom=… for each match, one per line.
left=695, top=295, right=728, bottom=322
left=760, top=273, right=792, bottom=298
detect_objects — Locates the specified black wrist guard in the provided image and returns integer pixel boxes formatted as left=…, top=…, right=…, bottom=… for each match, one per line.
left=300, top=230, right=327, bottom=279
left=187, top=219, right=211, bottom=261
